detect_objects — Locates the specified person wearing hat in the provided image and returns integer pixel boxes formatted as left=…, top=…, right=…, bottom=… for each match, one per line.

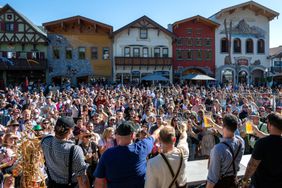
left=33, top=124, right=43, bottom=138
left=41, top=117, right=90, bottom=188
left=7, top=120, right=21, bottom=139
left=247, top=111, right=268, bottom=152
left=94, top=121, right=164, bottom=188
left=79, top=130, right=99, bottom=185
left=106, top=116, right=116, bottom=129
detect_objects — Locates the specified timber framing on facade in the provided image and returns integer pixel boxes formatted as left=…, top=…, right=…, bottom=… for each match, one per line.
left=0, top=4, right=47, bottom=44
left=113, top=15, right=175, bottom=39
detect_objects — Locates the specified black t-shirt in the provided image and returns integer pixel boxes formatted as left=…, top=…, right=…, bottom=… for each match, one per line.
left=251, top=135, right=282, bottom=188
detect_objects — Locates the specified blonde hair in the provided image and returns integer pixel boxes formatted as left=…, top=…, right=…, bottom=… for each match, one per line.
left=102, top=127, right=114, bottom=140
left=159, top=126, right=175, bottom=144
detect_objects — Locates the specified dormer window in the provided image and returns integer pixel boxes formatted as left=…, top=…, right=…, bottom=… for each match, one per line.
left=140, top=28, right=148, bottom=39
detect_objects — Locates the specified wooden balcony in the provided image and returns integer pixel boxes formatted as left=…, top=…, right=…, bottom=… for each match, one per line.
left=0, top=58, right=47, bottom=70
left=271, top=66, right=282, bottom=73
left=115, top=57, right=172, bottom=66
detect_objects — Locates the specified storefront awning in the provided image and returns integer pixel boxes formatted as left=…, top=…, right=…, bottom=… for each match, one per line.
left=182, top=74, right=215, bottom=81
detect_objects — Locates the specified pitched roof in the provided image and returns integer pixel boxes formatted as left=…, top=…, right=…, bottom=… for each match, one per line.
left=211, top=1, right=279, bottom=21
left=43, top=15, right=113, bottom=32
left=269, top=46, right=282, bottom=57
left=173, top=15, right=220, bottom=28
left=0, top=4, right=47, bottom=37
left=113, top=15, right=174, bottom=38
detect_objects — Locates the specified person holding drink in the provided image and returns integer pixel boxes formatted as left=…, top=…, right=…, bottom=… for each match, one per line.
left=241, top=112, right=282, bottom=188
left=200, top=111, right=215, bottom=158
left=246, top=112, right=268, bottom=152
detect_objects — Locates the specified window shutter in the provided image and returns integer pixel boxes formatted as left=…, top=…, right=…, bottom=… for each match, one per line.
left=14, top=23, right=18, bottom=32
left=1, top=22, right=5, bottom=32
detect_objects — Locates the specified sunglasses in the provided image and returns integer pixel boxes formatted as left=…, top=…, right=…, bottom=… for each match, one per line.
left=12, top=124, right=19, bottom=127
left=84, top=135, right=92, bottom=138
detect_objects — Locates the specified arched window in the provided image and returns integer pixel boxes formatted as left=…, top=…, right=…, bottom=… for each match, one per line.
left=233, top=38, right=241, bottom=53
left=221, top=38, right=229, bottom=53
left=246, top=39, right=253, bottom=53
left=257, top=39, right=265, bottom=53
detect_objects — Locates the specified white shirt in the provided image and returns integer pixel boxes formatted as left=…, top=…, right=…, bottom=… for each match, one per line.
left=145, top=137, right=189, bottom=188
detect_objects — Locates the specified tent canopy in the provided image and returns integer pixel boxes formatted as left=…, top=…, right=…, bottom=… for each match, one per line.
left=182, top=74, right=215, bottom=80
left=141, top=74, right=169, bottom=81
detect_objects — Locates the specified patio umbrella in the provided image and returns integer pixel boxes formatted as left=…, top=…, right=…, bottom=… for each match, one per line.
left=141, top=74, right=169, bottom=81
left=182, top=74, right=215, bottom=81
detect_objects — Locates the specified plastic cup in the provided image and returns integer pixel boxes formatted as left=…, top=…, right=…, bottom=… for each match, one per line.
left=246, top=120, right=253, bottom=134
left=203, top=115, right=212, bottom=128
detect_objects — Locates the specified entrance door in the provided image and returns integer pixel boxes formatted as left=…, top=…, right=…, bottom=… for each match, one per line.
left=238, top=71, right=248, bottom=85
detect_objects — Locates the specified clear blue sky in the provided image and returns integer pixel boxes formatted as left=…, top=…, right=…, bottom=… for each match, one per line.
left=1, top=0, right=281, bottom=47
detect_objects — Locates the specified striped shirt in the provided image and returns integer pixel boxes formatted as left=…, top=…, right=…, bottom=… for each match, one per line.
left=41, top=136, right=88, bottom=184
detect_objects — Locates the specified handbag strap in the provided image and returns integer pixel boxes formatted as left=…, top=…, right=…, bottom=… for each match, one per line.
left=221, top=141, right=242, bottom=177
left=68, top=145, right=75, bottom=186
left=160, top=149, right=183, bottom=188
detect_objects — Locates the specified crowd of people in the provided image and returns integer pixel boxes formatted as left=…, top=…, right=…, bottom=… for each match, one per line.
left=0, top=82, right=281, bottom=188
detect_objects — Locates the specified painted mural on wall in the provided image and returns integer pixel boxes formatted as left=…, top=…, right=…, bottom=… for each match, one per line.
left=220, top=19, right=266, bottom=38
left=47, top=34, right=93, bottom=82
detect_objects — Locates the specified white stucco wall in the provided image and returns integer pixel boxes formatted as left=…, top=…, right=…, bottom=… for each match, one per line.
left=113, top=26, right=173, bottom=83
left=210, top=8, right=270, bottom=69
left=113, top=28, right=173, bottom=57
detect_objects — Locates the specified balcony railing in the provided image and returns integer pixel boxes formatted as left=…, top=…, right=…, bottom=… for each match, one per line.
left=115, top=57, right=172, bottom=66
left=271, top=66, right=282, bottom=73
left=0, top=58, right=47, bottom=70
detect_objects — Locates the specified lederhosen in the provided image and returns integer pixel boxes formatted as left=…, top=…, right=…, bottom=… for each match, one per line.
left=214, top=141, right=242, bottom=188
left=43, top=136, right=77, bottom=188
left=160, top=149, right=187, bottom=188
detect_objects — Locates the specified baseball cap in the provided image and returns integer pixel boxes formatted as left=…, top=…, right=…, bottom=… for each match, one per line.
left=115, top=122, right=134, bottom=136
left=250, top=111, right=259, bottom=117
left=33, top=125, right=43, bottom=131
left=55, top=117, right=76, bottom=128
